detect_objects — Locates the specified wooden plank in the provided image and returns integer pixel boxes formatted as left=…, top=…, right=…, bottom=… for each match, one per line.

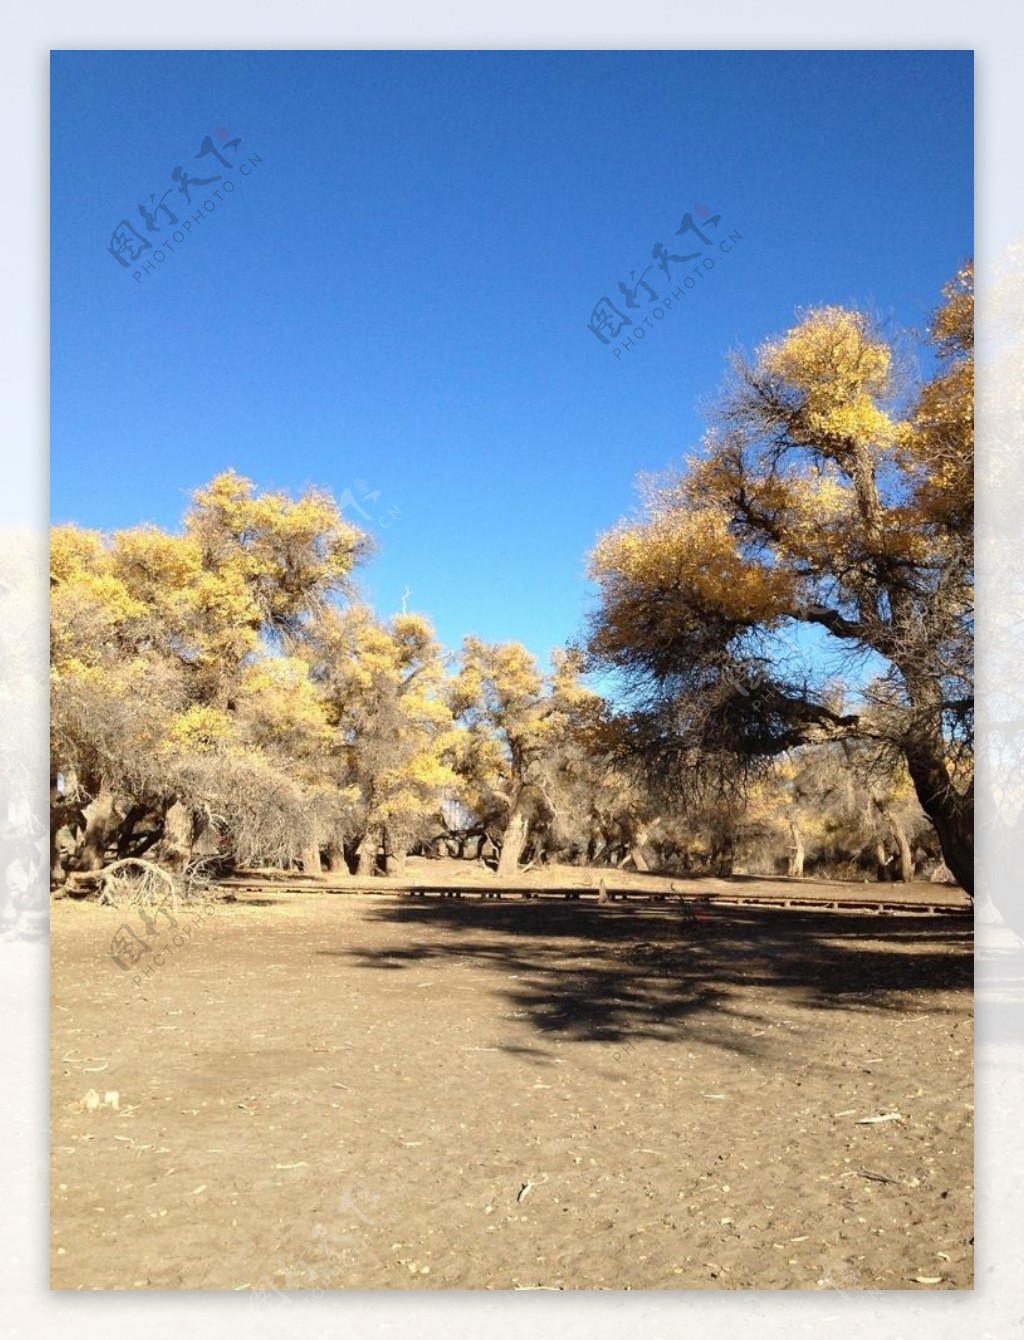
left=209, top=879, right=970, bottom=917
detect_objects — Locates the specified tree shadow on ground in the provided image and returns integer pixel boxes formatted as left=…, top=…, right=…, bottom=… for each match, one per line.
left=318, top=900, right=972, bottom=1056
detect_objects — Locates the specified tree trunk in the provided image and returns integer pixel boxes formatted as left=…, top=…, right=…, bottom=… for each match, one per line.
left=904, top=755, right=973, bottom=895
left=711, top=835, right=735, bottom=877
left=301, top=832, right=322, bottom=877
left=152, top=800, right=194, bottom=874
left=326, top=841, right=349, bottom=874
left=383, top=827, right=407, bottom=878
left=357, top=827, right=382, bottom=877
left=115, top=803, right=149, bottom=860
left=626, top=815, right=651, bottom=872
left=628, top=842, right=651, bottom=873
left=887, top=813, right=914, bottom=884
left=50, top=788, right=83, bottom=886
left=875, top=841, right=891, bottom=882
left=51, top=826, right=71, bottom=886
left=787, top=820, right=805, bottom=878
left=899, top=691, right=973, bottom=896
left=79, top=784, right=117, bottom=872
left=496, top=807, right=530, bottom=879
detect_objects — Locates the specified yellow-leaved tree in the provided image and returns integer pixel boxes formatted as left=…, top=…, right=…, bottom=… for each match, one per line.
left=307, top=605, right=458, bottom=876
left=50, top=471, right=370, bottom=880
left=588, top=266, right=974, bottom=894
left=448, top=640, right=603, bottom=876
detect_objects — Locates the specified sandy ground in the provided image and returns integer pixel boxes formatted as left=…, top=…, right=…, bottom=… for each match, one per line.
left=50, top=864, right=973, bottom=1292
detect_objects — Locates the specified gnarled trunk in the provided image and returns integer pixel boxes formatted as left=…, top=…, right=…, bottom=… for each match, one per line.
left=326, top=841, right=349, bottom=874
left=627, top=838, right=651, bottom=873
left=887, top=812, right=914, bottom=884
left=301, top=830, right=322, bottom=877
left=787, top=820, right=805, bottom=878
left=79, top=784, right=117, bottom=872
left=496, top=806, right=529, bottom=879
left=50, top=784, right=83, bottom=886
left=151, top=800, right=194, bottom=874
left=903, top=737, right=973, bottom=897
left=710, top=832, right=735, bottom=878
left=875, top=840, right=891, bottom=882
left=357, top=826, right=383, bottom=877
left=872, top=798, right=914, bottom=884
left=383, top=827, right=407, bottom=878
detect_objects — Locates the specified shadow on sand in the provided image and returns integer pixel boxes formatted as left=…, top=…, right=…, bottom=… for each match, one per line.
left=318, top=898, right=973, bottom=1056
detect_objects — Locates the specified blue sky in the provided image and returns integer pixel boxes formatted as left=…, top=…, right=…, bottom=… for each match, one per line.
left=51, top=49, right=973, bottom=672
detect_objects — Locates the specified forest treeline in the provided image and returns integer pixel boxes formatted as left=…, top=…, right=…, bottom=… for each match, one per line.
left=50, top=265, right=973, bottom=895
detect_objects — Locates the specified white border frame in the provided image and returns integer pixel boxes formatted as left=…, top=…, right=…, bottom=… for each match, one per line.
left=9, top=5, right=1013, bottom=1336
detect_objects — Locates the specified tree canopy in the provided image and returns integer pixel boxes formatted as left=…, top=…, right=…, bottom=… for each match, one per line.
left=587, top=265, right=974, bottom=892
left=49, top=268, right=973, bottom=897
